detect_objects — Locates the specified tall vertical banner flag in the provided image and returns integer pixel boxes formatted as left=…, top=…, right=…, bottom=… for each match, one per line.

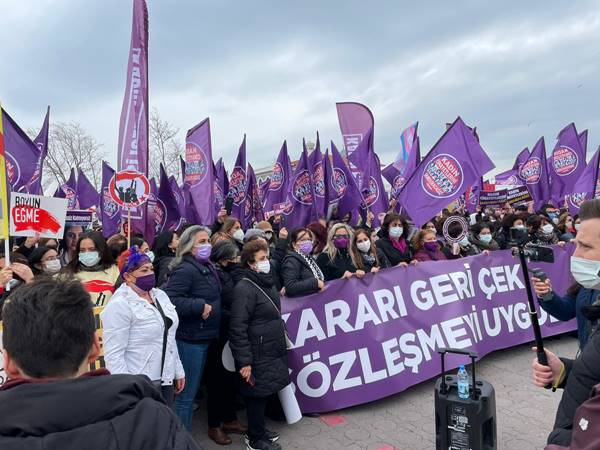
left=263, top=141, right=291, bottom=214
left=0, top=104, right=9, bottom=240
left=336, top=102, right=374, bottom=179
left=117, top=0, right=149, bottom=232
left=282, top=148, right=317, bottom=228
left=100, top=162, right=121, bottom=238
left=358, top=128, right=388, bottom=226
left=185, top=118, right=215, bottom=225
left=228, top=135, right=248, bottom=221
left=549, top=123, right=587, bottom=199
left=567, top=147, right=600, bottom=214
left=520, top=137, right=551, bottom=210
left=397, top=118, right=495, bottom=227
left=330, top=141, right=363, bottom=220
left=26, top=106, right=50, bottom=195
left=2, top=109, right=41, bottom=193
left=213, top=158, right=228, bottom=217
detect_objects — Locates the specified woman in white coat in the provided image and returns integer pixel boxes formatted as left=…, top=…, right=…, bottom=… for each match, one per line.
left=101, top=246, right=185, bottom=407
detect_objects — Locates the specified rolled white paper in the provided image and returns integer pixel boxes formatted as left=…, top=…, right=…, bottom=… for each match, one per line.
left=278, top=383, right=302, bottom=424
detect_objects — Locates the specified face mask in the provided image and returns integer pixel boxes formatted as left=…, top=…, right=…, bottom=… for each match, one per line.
left=298, top=240, right=313, bottom=255
left=479, top=234, right=492, bottom=244
left=133, top=273, right=156, bottom=292
left=255, top=260, right=271, bottom=274
left=548, top=212, right=558, bottom=220
left=515, top=224, right=525, bottom=230
left=194, top=243, right=212, bottom=263
left=233, top=229, right=244, bottom=243
left=357, top=241, right=371, bottom=253
left=79, top=251, right=100, bottom=267
left=575, top=223, right=581, bottom=231
left=389, top=226, right=403, bottom=238
left=44, top=259, right=62, bottom=275
left=264, top=231, right=273, bottom=240
left=333, top=236, right=349, bottom=249
left=424, top=242, right=438, bottom=252
left=570, top=256, right=600, bottom=290
left=542, top=224, right=554, bottom=235
left=552, top=217, right=559, bottom=225
left=145, top=251, right=155, bottom=263
left=459, top=236, right=470, bottom=247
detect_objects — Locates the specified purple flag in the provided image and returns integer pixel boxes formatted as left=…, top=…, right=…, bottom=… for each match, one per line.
left=185, top=118, right=215, bottom=226
left=358, top=129, right=389, bottom=227
left=567, top=147, right=600, bottom=214
left=228, top=135, right=248, bottom=220
left=384, top=136, right=421, bottom=198
left=519, top=137, right=551, bottom=210
left=282, top=148, right=317, bottom=229
left=169, top=175, right=186, bottom=225
left=464, top=179, right=483, bottom=214
left=100, top=162, right=121, bottom=238
left=56, top=168, right=79, bottom=210
left=158, top=164, right=181, bottom=232
left=243, top=164, right=264, bottom=229
left=397, top=117, right=495, bottom=227
left=145, top=178, right=160, bottom=246
left=513, top=147, right=530, bottom=172
left=393, top=122, right=419, bottom=172
left=2, top=109, right=41, bottom=193
left=495, top=169, right=521, bottom=186
left=309, top=135, right=326, bottom=218
left=263, top=141, right=292, bottom=214
left=117, top=0, right=149, bottom=175
left=258, top=177, right=270, bottom=205
left=213, top=157, right=228, bottom=217
left=76, top=169, right=99, bottom=209
left=336, top=102, right=374, bottom=178
left=330, top=141, right=363, bottom=220
left=180, top=156, right=186, bottom=184
left=26, top=106, right=50, bottom=195
left=549, top=123, right=587, bottom=199
left=579, top=130, right=588, bottom=155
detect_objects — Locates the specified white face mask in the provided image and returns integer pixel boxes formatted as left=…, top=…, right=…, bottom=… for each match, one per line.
left=389, top=226, right=403, bottom=238
left=44, top=259, right=62, bottom=275
left=79, top=251, right=100, bottom=267
left=575, top=223, right=581, bottom=231
left=515, top=224, right=525, bottom=230
left=357, top=241, right=371, bottom=253
left=570, top=256, right=600, bottom=290
left=233, top=229, right=244, bottom=243
left=542, top=224, right=554, bottom=235
left=459, top=236, right=470, bottom=247
left=145, top=251, right=155, bottom=263
left=479, top=234, right=492, bottom=244
left=255, top=260, right=271, bottom=274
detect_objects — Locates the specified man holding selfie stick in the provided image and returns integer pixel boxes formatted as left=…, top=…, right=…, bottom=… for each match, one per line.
left=531, top=199, right=600, bottom=447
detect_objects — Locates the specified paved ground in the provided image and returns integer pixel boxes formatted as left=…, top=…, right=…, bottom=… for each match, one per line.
left=191, top=334, right=578, bottom=449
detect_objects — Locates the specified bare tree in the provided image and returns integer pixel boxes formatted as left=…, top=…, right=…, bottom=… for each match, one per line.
left=41, top=122, right=106, bottom=191
left=149, top=108, right=183, bottom=182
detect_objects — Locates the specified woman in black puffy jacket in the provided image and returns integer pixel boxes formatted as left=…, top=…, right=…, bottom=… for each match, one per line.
left=281, top=228, right=325, bottom=297
left=230, top=239, right=290, bottom=450
left=317, top=223, right=361, bottom=281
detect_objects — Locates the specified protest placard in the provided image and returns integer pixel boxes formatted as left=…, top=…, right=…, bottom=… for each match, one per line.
left=9, top=192, right=67, bottom=239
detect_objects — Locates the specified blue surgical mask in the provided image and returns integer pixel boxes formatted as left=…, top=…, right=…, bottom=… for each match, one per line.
left=79, top=251, right=100, bottom=267
left=479, top=234, right=492, bottom=244
left=389, top=226, right=403, bottom=238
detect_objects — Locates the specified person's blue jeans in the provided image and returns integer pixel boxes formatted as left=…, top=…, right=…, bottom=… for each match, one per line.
left=175, top=340, right=210, bottom=430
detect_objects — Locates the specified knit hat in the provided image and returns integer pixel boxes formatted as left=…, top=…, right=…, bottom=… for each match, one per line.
left=243, top=228, right=266, bottom=243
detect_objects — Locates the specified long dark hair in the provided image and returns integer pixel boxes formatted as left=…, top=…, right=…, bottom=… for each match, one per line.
left=381, top=213, right=409, bottom=240
left=65, top=231, right=115, bottom=273
left=154, top=231, right=176, bottom=259
left=351, top=228, right=379, bottom=271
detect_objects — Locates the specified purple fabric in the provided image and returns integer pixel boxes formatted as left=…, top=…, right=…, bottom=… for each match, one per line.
left=579, top=130, right=588, bottom=154
left=549, top=123, right=587, bottom=199
left=117, top=0, right=149, bottom=175
left=309, top=133, right=326, bottom=218
left=100, top=161, right=121, bottom=238
left=76, top=169, right=99, bottom=210
left=282, top=244, right=576, bottom=413
left=213, top=157, right=229, bottom=217
left=464, top=177, right=483, bottom=214
left=26, top=106, right=50, bottom=195
left=169, top=175, right=186, bottom=224
left=158, top=164, right=181, bottom=232
left=243, top=164, right=264, bottom=229
left=495, top=169, right=521, bottom=186
left=2, top=109, right=41, bottom=193
left=228, top=135, right=248, bottom=221
left=567, top=147, right=600, bottom=214
left=385, top=136, right=422, bottom=200
left=397, top=117, right=495, bottom=227
left=520, top=137, right=551, bottom=210
left=358, top=129, right=389, bottom=227
left=282, top=148, right=317, bottom=229
left=330, top=141, right=362, bottom=220
left=56, top=168, right=79, bottom=210
left=391, top=237, right=407, bottom=253
left=258, top=177, right=270, bottom=205
left=413, top=247, right=446, bottom=262
left=513, top=147, right=530, bottom=172
left=185, top=118, right=214, bottom=225
left=336, top=102, right=374, bottom=179
left=264, top=141, right=292, bottom=214
left=393, top=122, right=419, bottom=172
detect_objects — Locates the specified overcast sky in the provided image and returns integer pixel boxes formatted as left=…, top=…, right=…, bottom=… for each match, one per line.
left=1, top=0, right=599, bottom=177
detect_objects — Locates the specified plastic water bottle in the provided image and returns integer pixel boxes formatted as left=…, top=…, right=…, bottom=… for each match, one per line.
left=457, top=365, right=470, bottom=399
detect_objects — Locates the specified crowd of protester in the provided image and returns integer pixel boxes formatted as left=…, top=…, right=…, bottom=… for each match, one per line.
left=0, top=199, right=594, bottom=450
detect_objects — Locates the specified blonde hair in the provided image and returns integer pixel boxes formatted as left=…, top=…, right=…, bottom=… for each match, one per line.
left=323, top=223, right=356, bottom=266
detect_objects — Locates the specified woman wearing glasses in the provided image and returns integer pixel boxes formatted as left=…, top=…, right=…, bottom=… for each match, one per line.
left=281, top=228, right=325, bottom=297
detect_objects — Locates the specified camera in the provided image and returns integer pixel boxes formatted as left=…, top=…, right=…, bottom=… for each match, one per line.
left=509, top=227, right=555, bottom=263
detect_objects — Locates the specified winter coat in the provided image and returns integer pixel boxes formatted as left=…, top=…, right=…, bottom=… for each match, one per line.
left=101, top=285, right=185, bottom=385
left=413, top=246, right=447, bottom=262
left=154, top=255, right=174, bottom=288
left=0, top=370, right=200, bottom=450
left=163, top=255, right=221, bottom=342
left=281, top=251, right=321, bottom=297
left=229, top=270, right=290, bottom=397
left=215, top=262, right=245, bottom=336
left=356, top=247, right=390, bottom=272
left=375, top=236, right=412, bottom=266
left=539, top=287, right=600, bottom=350
left=316, top=249, right=357, bottom=281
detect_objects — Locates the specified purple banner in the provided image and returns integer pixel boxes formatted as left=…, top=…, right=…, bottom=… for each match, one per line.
left=478, top=190, right=507, bottom=209
left=520, top=137, right=551, bottom=210
left=549, top=123, right=587, bottom=199
left=185, top=118, right=214, bottom=225
left=100, top=161, right=121, bottom=238
left=26, top=106, right=50, bottom=195
left=228, top=135, right=248, bottom=221
left=282, top=245, right=576, bottom=413
left=336, top=102, right=374, bottom=178
left=567, top=147, right=600, bottom=214
left=2, top=109, right=41, bottom=193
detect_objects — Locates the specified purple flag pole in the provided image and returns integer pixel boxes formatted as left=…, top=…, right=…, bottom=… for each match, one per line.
left=397, top=117, right=495, bottom=227
left=100, top=161, right=121, bottom=238
left=567, top=146, right=600, bottom=214
left=76, top=169, right=99, bottom=210
left=2, top=109, right=41, bottom=193
left=228, top=135, right=248, bottom=221
left=336, top=102, right=374, bottom=179
left=185, top=118, right=215, bottom=226
left=549, top=123, right=587, bottom=199
left=26, top=106, right=50, bottom=195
